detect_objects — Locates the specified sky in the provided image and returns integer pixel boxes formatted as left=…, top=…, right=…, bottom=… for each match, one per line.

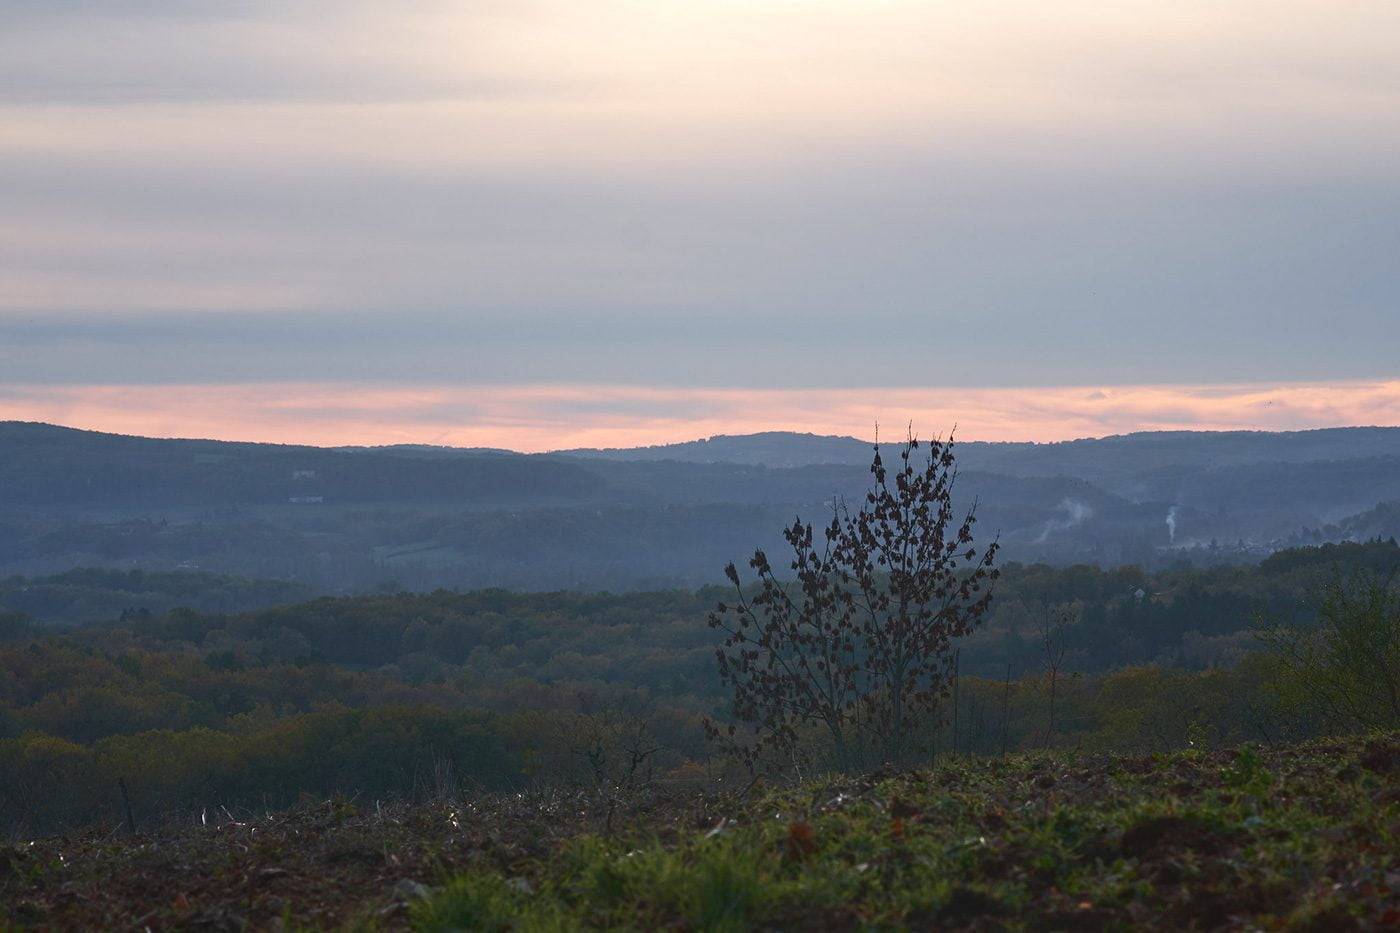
left=1, top=1, right=1397, bottom=450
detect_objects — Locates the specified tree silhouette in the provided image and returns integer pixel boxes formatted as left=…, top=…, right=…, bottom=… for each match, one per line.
left=706, top=431, right=999, bottom=772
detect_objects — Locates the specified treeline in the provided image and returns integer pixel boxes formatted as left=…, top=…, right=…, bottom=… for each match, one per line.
left=2, top=541, right=1396, bottom=835
left=0, top=567, right=315, bottom=624
left=0, top=654, right=1312, bottom=835
left=968, top=539, right=1400, bottom=676
left=5, top=708, right=522, bottom=832
left=0, top=639, right=716, bottom=833
left=24, top=540, right=1390, bottom=680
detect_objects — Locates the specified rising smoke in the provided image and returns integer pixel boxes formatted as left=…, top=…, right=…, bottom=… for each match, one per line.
left=1034, top=498, right=1094, bottom=544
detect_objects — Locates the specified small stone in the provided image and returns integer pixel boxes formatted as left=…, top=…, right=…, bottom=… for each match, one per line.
left=394, top=879, right=433, bottom=901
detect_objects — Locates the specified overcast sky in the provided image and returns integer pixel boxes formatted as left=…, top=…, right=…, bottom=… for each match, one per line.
left=1, top=1, right=1397, bottom=447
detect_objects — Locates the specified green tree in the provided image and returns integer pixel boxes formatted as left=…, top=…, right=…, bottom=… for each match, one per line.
left=1258, top=571, right=1400, bottom=732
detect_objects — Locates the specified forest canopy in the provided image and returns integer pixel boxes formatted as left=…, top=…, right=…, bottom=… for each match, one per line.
left=2, top=540, right=1396, bottom=834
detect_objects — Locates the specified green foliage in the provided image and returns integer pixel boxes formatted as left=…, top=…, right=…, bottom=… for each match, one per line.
left=689, top=847, right=765, bottom=932
left=4, top=545, right=1397, bottom=835
left=410, top=875, right=531, bottom=933
left=408, top=734, right=1400, bottom=930
left=1258, top=571, right=1400, bottom=731
left=1221, top=745, right=1275, bottom=801
left=409, top=838, right=767, bottom=932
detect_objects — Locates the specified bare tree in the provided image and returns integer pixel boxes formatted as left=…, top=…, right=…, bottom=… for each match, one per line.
left=555, top=690, right=666, bottom=836
left=705, top=431, right=999, bottom=773
left=565, top=691, right=663, bottom=793
left=1036, top=604, right=1075, bottom=747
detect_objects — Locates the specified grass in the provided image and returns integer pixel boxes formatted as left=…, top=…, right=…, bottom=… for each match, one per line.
left=4, top=733, right=1396, bottom=930
left=410, top=734, right=1400, bottom=930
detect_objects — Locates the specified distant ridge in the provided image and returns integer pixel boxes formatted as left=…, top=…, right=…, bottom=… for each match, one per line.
left=555, top=426, right=1400, bottom=478
left=0, top=420, right=604, bottom=510
left=5, top=421, right=1400, bottom=588
left=556, top=431, right=874, bottom=468
left=9, top=421, right=1400, bottom=475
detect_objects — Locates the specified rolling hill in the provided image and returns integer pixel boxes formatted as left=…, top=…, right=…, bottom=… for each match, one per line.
left=4, top=422, right=1398, bottom=592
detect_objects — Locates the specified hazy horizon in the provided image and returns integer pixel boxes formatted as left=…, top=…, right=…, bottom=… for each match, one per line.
left=8, top=380, right=1400, bottom=454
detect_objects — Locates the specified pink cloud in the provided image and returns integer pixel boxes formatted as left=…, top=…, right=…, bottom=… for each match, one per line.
left=1, top=380, right=1397, bottom=451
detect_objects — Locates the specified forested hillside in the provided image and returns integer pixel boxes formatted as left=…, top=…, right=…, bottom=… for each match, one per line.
left=4, top=422, right=1400, bottom=591
left=0, top=422, right=601, bottom=510
left=3, top=541, right=1395, bottom=836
